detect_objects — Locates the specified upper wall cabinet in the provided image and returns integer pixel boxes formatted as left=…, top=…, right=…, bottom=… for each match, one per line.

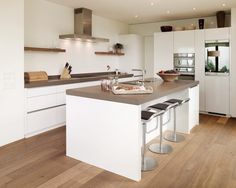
left=174, top=30, right=195, bottom=53
left=205, top=27, right=230, bottom=41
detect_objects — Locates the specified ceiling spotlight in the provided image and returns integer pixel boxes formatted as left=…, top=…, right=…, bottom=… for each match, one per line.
left=167, top=10, right=170, bottom=14
left=134, top=15, right=139, bottom=18
left=193, top=7, right=196, bottom=11
left=222, top=3, right=226, bottom=7
left=150, top=2, right=155, bottom=6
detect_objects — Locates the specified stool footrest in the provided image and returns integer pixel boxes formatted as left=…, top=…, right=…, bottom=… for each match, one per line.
left=149, top=143, right=173, bottom=154
left=164, top=132, right=185, bottom=143
left=141, top=156, right=158, bottom=171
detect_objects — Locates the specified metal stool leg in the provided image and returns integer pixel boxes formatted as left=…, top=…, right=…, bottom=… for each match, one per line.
left=164, top=107, right=185, bottom=142
left=141, top=123, right=157, bottom=171
left=149, top=115, right=173, bottom=154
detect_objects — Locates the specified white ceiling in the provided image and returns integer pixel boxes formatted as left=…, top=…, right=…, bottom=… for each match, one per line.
left=47, top=0, right=236, bottom=24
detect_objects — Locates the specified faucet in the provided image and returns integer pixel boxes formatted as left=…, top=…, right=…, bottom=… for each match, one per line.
left=132, top=69, right=146, bottom=85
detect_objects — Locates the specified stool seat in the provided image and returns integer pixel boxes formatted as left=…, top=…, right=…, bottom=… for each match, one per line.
left=149, top=103, right=171, bottom=111
left=165, top=98, right=190, bottom=105
left=141, top=111, right=156, bottom=121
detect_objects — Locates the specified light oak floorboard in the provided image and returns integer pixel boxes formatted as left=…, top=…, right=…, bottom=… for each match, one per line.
left=0, top=115, right=236, bottom=188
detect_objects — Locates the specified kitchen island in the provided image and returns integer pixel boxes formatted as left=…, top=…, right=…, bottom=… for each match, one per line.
left=66, top=80, right=199, bottom=181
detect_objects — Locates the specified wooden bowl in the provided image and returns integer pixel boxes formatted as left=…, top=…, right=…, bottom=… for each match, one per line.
left=157, top=73, right=180, bottom=82
left=160, top=26, right=173, bottom=32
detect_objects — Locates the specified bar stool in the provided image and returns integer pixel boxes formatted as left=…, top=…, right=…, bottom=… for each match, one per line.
left=148, top=103, right=175, bottom=154
left=141, top=109, right=164, bottom=171
left=164, top=98, right=190, bottom=143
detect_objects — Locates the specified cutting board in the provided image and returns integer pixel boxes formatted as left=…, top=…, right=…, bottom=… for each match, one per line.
left=24, top=71, right=48, bottom=83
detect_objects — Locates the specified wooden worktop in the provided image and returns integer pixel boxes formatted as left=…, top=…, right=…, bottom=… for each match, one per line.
left=66, top=79, right=199, bottom=105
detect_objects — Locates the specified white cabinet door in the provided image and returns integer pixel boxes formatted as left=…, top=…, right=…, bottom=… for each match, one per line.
left=154, top=32, right=174, bottom=72
left=189, top=85, right=199, bottom=130
left=194, top=30, right=206, bottom=112
left=205, top=76, right=230, bottom=115
left=144, top=35, right=154, bottom=78
left=26, top=107, right=58, bottom=136
left=174, top=30, right=195, bottom=53
left=205, top=28, right=230, bottom=41
left=56, top=105, right=66, bottom=125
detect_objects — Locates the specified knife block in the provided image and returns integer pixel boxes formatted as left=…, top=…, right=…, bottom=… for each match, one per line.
left=60, top=68, right=71, bottom=80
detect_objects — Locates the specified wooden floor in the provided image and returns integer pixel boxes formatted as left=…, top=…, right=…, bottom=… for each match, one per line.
left=1, top=114, right=236, bottom=188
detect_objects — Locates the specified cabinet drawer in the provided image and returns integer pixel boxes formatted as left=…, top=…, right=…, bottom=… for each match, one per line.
left=26, top=108, right=57, bottom=135
left=26, top=86, right=59, bottom=97
left=27, top=93, right=65, bottom=112
left=26, top=106, right=66, bottom=136
left=56, top=105, right=66, bottom=125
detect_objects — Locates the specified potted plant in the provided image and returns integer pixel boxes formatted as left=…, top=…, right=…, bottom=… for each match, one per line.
left=114, top=43, right=123, bottom=54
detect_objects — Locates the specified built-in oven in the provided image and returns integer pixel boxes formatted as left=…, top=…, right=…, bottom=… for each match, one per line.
left=174, top=53, right=195, bottom=80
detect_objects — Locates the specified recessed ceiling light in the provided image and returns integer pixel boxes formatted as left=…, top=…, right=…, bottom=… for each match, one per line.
left=134, top=15, right=139, bottom=18
left=167, top=10, right=170, bottom=14
left=222, top=3, right=226, bottom=7
left=193, top=7, right=196, bottom=11
left=150, top=2, right=155, bottom=6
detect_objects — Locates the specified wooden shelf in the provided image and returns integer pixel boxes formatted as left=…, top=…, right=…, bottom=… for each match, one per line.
left=95, top=51, right=125, bottom=56
left=24, top=47, right=66, bottom=53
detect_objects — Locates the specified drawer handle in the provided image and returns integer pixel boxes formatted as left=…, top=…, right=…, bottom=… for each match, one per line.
left=28, top=104, right=66, bottom=114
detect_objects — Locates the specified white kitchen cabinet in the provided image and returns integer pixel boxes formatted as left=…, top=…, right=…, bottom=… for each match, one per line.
left=189, top=85, right=199, bottom=130
left=24, top=77, right=135, bottom=138
left=194, top=30, right=205, bottom=112
left=205, top=28, right=230, bottom=41
left=27, top=93, right=63, bottom=112
left=154, top=32, right=174, bottom=72
left=144, top=35, right=154, bottom=78
left=205, top=75, right=230, bottom=115
left=174, top=30, right=195, bottom=53
left=26, top=107, right=58, bottom=137
left=230, top=9, right=236, bottom=117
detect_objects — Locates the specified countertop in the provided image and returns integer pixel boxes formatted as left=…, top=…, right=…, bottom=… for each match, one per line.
left=24, top=72, right=133, bottom=88
left=66, top=79, right=199, bottom=105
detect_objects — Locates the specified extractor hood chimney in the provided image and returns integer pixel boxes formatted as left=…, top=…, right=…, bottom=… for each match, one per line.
left=59, top=8, right=109, bottom=42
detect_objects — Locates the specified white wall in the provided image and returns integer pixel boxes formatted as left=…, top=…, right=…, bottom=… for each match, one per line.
left=129, top=15, right=231, bottom=36
left=118, top=34, right=144, bottom=73
left=24, top=0, right=129, bottom=75
left=230, top=8, right=236, bottom=117
left=0, top=0, right=24, bottom=146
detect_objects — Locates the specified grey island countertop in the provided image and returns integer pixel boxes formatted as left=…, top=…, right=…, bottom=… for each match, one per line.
left=66, top=79, right=199, bottom=105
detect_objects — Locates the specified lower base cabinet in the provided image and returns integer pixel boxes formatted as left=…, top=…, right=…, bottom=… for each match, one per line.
left=25, top=105, right=65, bottom=137
left=205, top=75, right=230, bottom=115
left=189, top=85, right=199, bottom=130
left=24, top=77, right=136, bottom=138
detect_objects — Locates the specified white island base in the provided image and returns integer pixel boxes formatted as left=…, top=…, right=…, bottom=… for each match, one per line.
left=66, top=83, right=199, bottom=181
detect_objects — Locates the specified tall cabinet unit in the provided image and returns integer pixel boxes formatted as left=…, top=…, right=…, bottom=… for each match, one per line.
left=230, top=8, right=236, bottom=117
left=154, top=32, right=174, bottom=73
left=195, top=30, right=205, bottom=112
left=174, top=31, right=195, bottom=53
left=204, top=28, right=230, bottom=115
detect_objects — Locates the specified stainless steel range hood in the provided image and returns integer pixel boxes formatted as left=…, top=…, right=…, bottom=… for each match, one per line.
left=59, top=8, right=109, bottom=42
